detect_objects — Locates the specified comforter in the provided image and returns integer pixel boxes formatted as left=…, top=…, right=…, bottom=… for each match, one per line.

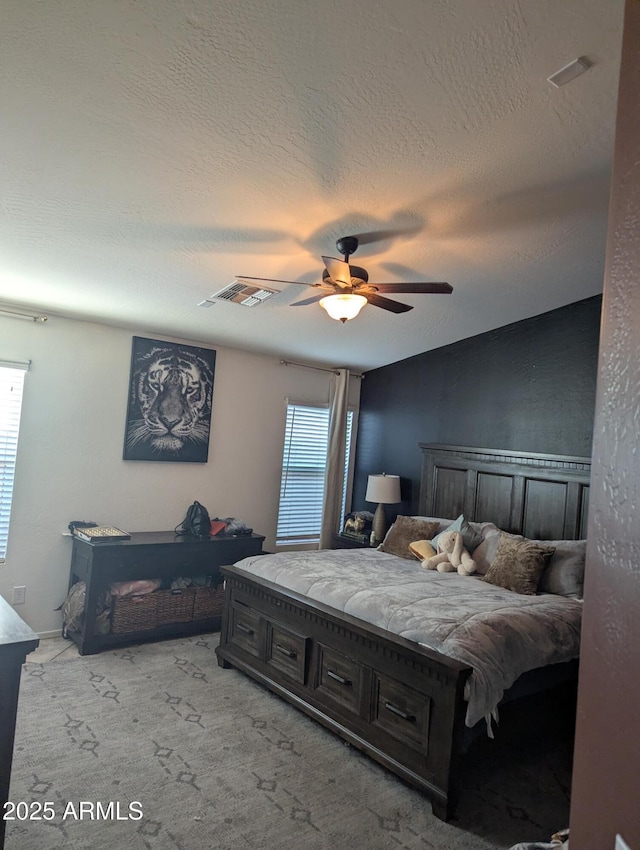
left=233, top=548, right=582, bottom=728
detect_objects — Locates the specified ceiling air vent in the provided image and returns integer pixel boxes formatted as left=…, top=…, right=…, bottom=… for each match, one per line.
left=547, top=57, right=591, bottom=88
left=208, top=281, right=277, bottom=307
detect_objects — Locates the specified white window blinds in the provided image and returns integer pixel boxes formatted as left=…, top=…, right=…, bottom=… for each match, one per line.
left=0, top=362, right=28, bottom=562
left=277, top=403, right=354, bottom=546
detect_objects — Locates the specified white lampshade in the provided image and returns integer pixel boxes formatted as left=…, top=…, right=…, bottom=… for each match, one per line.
left=365, top=474, right=401, bottom=505
left=319, top=293, right=367, bottom=322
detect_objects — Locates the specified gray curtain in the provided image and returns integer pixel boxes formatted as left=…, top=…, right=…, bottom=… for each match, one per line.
left=319, top=368, right=350, bottom=549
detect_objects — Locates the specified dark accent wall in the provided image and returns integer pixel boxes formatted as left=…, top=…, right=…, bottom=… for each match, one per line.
left=353, top=296, right=601, bottom=516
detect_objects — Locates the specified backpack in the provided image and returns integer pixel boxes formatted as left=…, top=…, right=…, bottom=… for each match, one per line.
left=175, top=501, right=211, bottom=537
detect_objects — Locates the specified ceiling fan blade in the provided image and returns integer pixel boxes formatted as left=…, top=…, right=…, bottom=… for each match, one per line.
left=368, top=282, right=453, bottom=294
left=235, top=275, right=313, bottom=287
left=290, top=293, right=327, bottom=307
left=364, top=292, right=413, bottom=313
left=321, top=256, right=352, bottom=287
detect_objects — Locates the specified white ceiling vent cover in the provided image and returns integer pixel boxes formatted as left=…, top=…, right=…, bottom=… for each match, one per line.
left=209, top=282, right=278, bottom=307
left=547, top=57, right=591, bottom=88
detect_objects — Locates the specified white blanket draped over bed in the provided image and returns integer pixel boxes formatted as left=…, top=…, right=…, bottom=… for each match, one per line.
left=232, top=548, right=582, bottom=729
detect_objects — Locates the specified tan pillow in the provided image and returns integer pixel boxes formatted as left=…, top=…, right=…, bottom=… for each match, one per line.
left=408, top=539, right=437, bottom=560
left=483, top=534, right=555, bottom=595
left=378, top=517, right=439, bottom=559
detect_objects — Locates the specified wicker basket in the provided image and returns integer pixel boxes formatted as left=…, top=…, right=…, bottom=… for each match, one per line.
left=192, top=584, right=225, bottom=620
left=111, top=593, right=158, bottom=634
left=156, top=587, right=196, bottom=626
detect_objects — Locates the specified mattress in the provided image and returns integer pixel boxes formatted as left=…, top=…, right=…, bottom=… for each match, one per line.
left=233, top=547, right=582, bottom=728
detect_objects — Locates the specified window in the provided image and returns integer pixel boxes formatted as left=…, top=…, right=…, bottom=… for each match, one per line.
left=276, top=402, right=355, bottom=546
left=0, top=361, right=28, bottom=563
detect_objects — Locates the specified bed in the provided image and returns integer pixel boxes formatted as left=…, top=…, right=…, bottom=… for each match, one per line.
left=215, top=444, right=591, bottom=820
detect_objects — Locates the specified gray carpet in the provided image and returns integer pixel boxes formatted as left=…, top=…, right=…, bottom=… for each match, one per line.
left=8, top=634, right=572, bottom=849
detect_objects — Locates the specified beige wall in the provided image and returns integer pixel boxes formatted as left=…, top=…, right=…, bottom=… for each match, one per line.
left=0, top=313, right=360, bottom=635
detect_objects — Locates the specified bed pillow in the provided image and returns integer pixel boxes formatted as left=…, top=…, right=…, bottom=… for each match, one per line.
left=469, top=520, right=501, bottom=537
left=430, top=514, right=483, bottom=553
left=411, top=516, right=455, bottom=534
left=483, top=534, right=555, bottom=595
left=465, top=523, right=502, bottom=574
left=378, top=516, right=439, bottom=559
left=535, top=539, right=587, bottom=598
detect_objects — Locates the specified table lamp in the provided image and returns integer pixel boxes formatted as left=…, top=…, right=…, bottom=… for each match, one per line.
left=365, top=473, right=401, bottom=544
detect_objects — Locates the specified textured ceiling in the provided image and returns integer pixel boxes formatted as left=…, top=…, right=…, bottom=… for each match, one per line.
left=0, top=0, right=624, bottom=371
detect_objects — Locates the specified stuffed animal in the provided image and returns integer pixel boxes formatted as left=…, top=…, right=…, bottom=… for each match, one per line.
left=422, top=530, right=476, bottom=575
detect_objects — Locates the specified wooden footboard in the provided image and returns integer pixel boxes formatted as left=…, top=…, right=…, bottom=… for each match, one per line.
left=215, top=564, right=472, bottom=821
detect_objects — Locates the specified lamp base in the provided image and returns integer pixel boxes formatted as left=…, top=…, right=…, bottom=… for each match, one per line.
left=372, top=503, right=388, bottom=545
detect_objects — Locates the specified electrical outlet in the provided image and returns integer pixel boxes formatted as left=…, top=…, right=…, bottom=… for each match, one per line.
left=615, top=836, right=632, bottom=850
left=13, top=585, right=26, bottom=605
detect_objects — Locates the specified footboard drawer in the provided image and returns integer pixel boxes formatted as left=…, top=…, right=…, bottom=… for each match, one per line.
left=315, top=645, right=363, bottom=715
left=372, top=673, right=431, bottom=753
left=229, top=603, right=261, bottom=657
left=266, top=623, right=309, bottom=684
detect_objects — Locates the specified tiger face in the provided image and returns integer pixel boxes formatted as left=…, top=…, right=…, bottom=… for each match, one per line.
left=125, top=347, right=213, bottom=456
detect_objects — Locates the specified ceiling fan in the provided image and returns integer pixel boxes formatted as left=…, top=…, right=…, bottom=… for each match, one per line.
left=235, top=236, right=452, bottom=322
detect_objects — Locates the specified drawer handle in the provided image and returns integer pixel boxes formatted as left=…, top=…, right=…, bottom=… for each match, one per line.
left=275, top=643, right=297, bottom=659
left=384, top=702, right=415, bottom=722
left=236, top=623, right=254, bottom=636
left=327, top=669, right=352, bottom=687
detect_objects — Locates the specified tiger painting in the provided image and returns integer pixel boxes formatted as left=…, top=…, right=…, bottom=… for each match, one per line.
left=123, top=338, right=216, bottom=462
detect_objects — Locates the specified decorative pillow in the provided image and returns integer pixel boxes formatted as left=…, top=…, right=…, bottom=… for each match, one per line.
left=483, top=534, right=555, bottom=595
left=431, top=514, right=484, bottom=554
left=535, top=539, right=587, bottom=598
left=378, top=516, right=439, bottom=559
left=408, top=539, right=436, bottom=560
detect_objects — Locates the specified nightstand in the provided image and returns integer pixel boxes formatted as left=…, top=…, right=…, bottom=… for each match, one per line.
left=331, top=533, right=372, bottom=549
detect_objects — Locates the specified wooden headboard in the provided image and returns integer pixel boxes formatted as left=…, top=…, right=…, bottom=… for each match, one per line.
left=418, top=443, right=591, bottom=540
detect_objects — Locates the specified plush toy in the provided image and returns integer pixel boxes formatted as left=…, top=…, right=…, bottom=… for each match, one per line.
left=422, top=530, right=476, bottom=575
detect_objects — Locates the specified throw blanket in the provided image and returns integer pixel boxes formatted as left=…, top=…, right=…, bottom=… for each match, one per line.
left=233, top=548, right=582, bottom=729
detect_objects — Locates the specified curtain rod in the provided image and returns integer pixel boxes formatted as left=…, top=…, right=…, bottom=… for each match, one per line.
left=0, top=306, right=48, bottom=323
left=280, top=359, right=364, bottom=379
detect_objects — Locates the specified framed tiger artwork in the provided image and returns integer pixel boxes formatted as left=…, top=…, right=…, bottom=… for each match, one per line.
left=123, top=336, right=216, bottom=463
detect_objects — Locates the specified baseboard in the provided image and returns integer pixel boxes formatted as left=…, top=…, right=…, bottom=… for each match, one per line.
left=37, top=629, right=63, bottom=639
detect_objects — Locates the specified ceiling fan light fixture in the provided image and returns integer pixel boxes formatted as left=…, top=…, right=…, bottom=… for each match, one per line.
left=319, top=293, right=367, bottom=323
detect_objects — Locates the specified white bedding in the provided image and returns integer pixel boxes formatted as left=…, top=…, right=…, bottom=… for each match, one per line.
left=232, top=548, right=582, bottom=728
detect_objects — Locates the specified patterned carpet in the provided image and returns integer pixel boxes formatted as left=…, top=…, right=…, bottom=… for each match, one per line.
left=8, top=635, right=572, bottom=849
